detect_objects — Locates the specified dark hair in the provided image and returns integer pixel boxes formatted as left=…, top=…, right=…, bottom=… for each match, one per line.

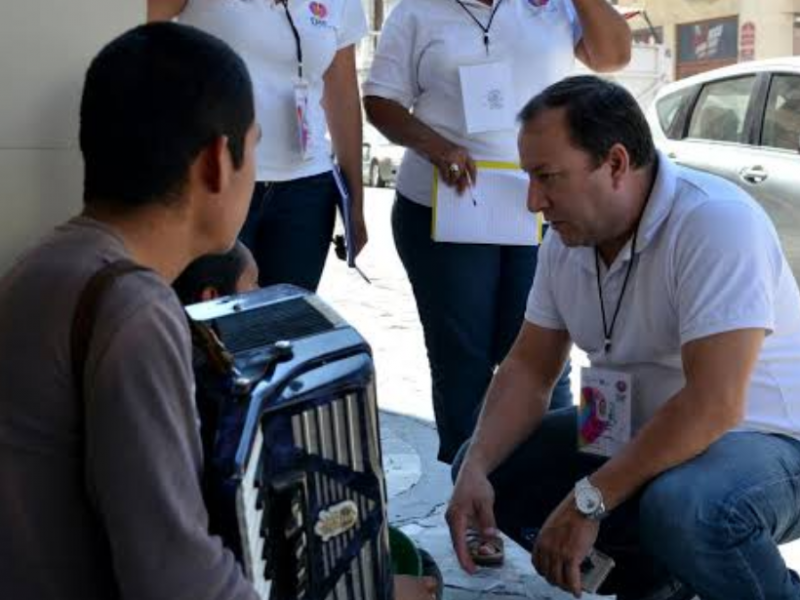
left=80, top=22, right=254, bottom=208
left=518, top=75, right=656, bottom=169
left=173, top=242, right=250, bottom=305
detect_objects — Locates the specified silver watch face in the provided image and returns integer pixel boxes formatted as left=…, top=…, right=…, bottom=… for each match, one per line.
left=576, top=486, right=602, bottom=516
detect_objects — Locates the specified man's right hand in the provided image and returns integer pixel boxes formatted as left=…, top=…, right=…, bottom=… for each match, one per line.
left=445, top=462, right=498, bottom=574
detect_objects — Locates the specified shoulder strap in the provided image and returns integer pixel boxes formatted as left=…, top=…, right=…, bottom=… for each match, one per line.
left=70, top=259, right=151, bottom=401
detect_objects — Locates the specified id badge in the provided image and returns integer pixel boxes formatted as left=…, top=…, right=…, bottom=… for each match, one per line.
left=293, top=79, right=313, bottom=159
left=578, top=367, right=632, bottom=458
left=458, top=61, right=515, bottom=134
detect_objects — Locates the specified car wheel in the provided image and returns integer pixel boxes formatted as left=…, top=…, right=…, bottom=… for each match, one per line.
left=370, top=162, right=384, bottom=188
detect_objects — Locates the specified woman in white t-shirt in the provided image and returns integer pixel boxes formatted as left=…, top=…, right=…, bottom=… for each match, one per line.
left=149, top=0, right=368, bottom=291
left=363, top=0, right=630, bottom=467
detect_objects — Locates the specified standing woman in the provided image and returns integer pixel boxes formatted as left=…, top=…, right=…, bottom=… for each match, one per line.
left=364, top=0, right=631, bottom=465
left=149, top=0, right=369, bottom=291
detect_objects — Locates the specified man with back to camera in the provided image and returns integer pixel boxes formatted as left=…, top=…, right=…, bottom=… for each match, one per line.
left=0, top=22, right=440, bottom=600
left=0, top=22, right=262, bottom=600
left=446, top=76, right=800, bottom=600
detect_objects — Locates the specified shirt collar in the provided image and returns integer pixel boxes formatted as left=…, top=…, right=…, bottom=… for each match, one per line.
left=635, top=150, right=677, bottom=256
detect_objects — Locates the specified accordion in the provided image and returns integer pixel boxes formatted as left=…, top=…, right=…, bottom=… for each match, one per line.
left=186, top=284, right=394, bottom=600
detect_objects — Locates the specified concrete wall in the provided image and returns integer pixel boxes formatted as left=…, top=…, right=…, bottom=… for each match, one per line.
left=0, top=2, right=143, bottom=273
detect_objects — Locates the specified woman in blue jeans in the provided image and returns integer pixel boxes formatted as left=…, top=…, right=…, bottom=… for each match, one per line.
left=150, top=0, right=369, bottom=290
left=390, top=198, right=573, bottom=463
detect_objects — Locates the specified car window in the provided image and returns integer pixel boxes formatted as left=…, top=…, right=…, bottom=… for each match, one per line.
left=687, top=76, right=757, bottom=144
left=655, top=87, right=694, bottom=139
left=761, top=74, right=800, bottom=152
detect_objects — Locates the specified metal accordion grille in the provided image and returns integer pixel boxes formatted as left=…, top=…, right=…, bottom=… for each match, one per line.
left=236, top=384, right=391, bottom=600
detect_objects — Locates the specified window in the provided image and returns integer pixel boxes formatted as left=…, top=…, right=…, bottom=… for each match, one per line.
left=687, top=76, right=756, bottom=143
left=655, top=87, right=694, bottom=139
left=761, top=74, right=800, bottom=151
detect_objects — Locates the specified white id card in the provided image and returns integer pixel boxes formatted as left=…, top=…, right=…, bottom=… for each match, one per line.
left=293, top=79, right=312, bottom=159
left=578, top=367, right=632, bottom=458
left=458, top=62, right=515, bottom=134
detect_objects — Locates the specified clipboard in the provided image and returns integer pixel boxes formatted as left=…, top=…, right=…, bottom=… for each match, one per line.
left=332, top=165, right=371, bottom=283
left=431, top=161, right=544, bottom=245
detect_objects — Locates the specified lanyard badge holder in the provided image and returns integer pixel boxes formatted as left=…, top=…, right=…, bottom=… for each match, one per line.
left=451, top=0, right=514, bottom=134
left=293, top=78, right=312, bottom=159
left=281, top=0, right=313, bottom=159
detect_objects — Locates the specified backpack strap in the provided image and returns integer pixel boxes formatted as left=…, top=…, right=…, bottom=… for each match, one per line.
left=70, top=259, right=151, bottom=401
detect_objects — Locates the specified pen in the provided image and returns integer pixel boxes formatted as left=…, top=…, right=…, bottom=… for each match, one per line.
left=464, top=170, right=478, bottom=206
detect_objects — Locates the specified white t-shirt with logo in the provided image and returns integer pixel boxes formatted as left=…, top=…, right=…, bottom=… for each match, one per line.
left=180, top=0, right=368, bottom=182
left=363, top=0, right=582, bottom=206
left=526, top=153, right=800, bottom=437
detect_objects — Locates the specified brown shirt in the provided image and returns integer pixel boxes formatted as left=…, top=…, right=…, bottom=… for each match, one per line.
left=0, top=217, right=257, bottom=600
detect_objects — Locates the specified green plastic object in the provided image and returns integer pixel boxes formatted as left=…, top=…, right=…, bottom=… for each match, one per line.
left=389, top=526, right=423, bottom=577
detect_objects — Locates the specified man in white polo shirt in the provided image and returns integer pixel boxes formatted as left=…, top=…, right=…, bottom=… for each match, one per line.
left=446, top=76, right=800, bottom=600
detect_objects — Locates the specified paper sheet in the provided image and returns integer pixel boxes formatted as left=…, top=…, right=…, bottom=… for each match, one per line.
left=431, top=162, right=542, bottom=245
left=458, top=62, right=516, bottom=134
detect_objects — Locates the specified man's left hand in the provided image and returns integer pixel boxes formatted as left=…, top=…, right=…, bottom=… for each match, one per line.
left=532, top=494, right=599, bottom=598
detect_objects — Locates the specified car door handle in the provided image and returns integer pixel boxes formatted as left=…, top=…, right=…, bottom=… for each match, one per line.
left=740, top=166, right=769, bottom=185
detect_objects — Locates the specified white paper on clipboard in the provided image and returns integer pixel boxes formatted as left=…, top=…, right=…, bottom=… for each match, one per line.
left=431, top=161, right=543, bottom=245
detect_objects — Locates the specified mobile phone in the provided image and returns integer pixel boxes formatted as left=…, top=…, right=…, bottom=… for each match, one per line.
left=579, top=547, right=615, bottom=593
left=521, top=528, right=615, bottom=594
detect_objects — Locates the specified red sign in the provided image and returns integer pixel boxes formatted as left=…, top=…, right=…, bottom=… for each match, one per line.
left=740, top=22, right=756, bottom=61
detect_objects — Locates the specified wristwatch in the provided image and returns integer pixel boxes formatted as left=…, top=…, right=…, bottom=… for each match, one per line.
left=574, top=477, right=607, bottom=521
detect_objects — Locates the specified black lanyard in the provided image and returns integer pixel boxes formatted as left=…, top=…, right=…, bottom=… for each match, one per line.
left=595, top=163, right=659, bottom=354
left=595, top=225, right=639, bottom=355
left=279, top=0, right=304, bottom=80
left=451, top=0, right=505, bottom=55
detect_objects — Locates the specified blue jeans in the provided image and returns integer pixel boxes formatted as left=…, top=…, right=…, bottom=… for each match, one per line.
left=239, top=172, right=338, bottom=292
left=392, top=194, right=572, bottom=463
left=453, top=408, right=800, bottom=599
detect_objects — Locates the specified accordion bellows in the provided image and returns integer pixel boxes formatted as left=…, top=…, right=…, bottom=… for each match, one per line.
left=186, top=285, right=394, bottom=600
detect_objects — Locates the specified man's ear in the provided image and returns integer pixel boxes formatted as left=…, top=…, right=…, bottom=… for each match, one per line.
left=196, top=135, right=232, bottom=195
left=200, top=287, right=220, bottom=302
left=607, top=143, right=631, bottom=190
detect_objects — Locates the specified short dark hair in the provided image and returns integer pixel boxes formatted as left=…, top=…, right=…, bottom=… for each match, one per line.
left=173, top=242, right=251, bottom=305
left=518, top=76, right=656, bottom=169
left=80, top=22, right=254, bottom=208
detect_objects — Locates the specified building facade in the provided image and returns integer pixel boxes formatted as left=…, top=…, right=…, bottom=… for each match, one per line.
left=619, top=0, right=800, bottom=78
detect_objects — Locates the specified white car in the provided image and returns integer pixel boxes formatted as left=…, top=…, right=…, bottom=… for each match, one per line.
left=647, top=57, right=800, bottom=280
left=363, top=125, right=404, bottom=188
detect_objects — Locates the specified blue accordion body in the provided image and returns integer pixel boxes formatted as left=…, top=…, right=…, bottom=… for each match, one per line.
left=187, top=285, right=394, bottom=600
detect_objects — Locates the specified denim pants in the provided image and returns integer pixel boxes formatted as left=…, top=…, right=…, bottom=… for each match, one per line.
left=239, top=172, right=338, bottom=292
left=453, top=407, right=800, bottom=600
left=392, top=194, right=572, bottom=464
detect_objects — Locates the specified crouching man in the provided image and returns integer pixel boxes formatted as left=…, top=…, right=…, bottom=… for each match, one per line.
left=447, top=76, right=800, bottom=600
left=0, top=22, right=261, bottom=600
